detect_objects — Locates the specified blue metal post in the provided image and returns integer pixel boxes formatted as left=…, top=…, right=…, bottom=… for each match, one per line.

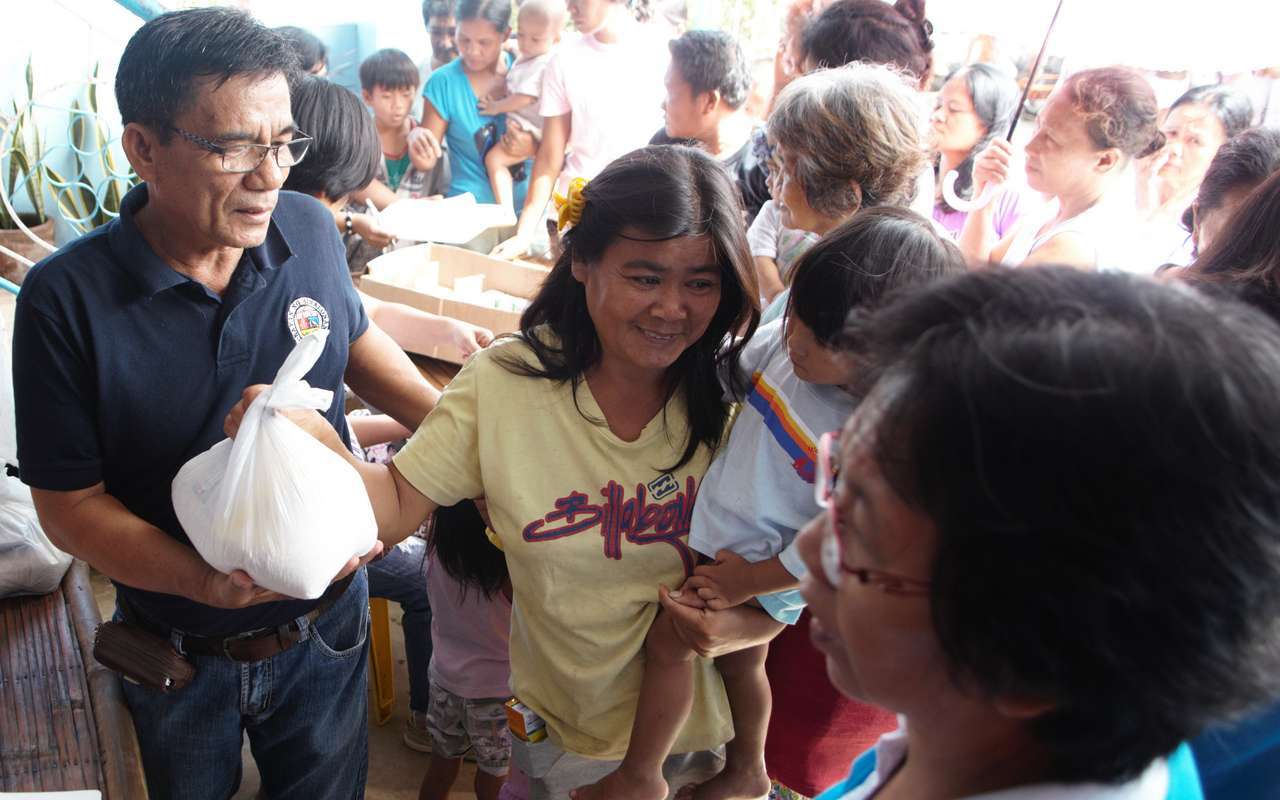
left=112, top=0, right=167, bottom=21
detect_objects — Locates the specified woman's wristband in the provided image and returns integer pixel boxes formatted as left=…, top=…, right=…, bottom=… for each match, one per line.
left=344, top=212, right=354, bottom=236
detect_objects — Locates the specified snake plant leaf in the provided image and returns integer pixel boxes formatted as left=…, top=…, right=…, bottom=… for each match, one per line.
left=89, top=63, right=100, bottom=114
left=71, top=100, right=86, bottom=151
left=7, top=110, right=22, bottom=199
left=25, top=57, right=34, bottom=105
left=12, top=148, right=45, bottom=222
left=42, top=164, right=91, bottom=232
left=11, top=148, right=38, bottom=219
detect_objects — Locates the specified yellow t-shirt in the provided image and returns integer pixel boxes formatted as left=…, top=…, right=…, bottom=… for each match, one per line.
left=393, top=336, right=732, bottom=759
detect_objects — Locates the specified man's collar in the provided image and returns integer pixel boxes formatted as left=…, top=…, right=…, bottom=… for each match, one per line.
left=108, top=183, right=295, bottom=297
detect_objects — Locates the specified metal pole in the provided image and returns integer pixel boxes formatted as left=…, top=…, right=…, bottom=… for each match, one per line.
left=1007, top=0, right=1067, bottom=140
left=112, top=0, right=167, bottom=21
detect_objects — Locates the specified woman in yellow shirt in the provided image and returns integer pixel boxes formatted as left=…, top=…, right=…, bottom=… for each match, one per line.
left=229, top=145, right=771, bottom=797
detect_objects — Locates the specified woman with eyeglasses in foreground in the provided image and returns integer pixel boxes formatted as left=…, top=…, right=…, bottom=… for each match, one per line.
left=796, top=266, right=1280, bottom=799
left=1169, top=148, right=1280, bottom=800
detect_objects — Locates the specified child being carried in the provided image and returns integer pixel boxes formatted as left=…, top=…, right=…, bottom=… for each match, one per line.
left=477, top=0, right=563, bottom=212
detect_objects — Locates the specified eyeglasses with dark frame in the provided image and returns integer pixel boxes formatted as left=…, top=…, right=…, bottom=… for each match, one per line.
left=815, top=430, right=932, bottom=596
left=169, top=127, right=312, bottom=174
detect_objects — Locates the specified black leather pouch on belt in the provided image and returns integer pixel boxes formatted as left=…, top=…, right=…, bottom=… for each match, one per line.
left=93, top=620, right=197, bottom=692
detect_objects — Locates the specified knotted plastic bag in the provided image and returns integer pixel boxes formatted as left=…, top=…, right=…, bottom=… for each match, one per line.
left=0, top=309, right=72, bottom=598
left=171, top=330, right=377, bottom=599
left=0, top=474, right=72, bottom=598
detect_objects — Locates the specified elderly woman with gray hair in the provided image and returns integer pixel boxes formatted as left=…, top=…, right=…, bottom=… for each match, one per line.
left=752, top=62, right=929, bottom=319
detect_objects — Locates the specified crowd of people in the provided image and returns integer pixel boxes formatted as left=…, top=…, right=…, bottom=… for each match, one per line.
left=10, top=1, right=1280, bottom=800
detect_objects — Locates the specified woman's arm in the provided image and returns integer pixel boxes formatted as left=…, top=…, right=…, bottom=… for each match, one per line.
left=492, top=111, right=570, bottom=259
left=225, top=390, right=438, bottom=547
left=412, top=101, right=450, bottom=171
left=754, top=256, right=785, bottom=302
left=659, top=584, right=786, bottom=658
left=957, top=140, right=1015, bottom=265
left=344, top=323, right=441, bottom=431
left=359, top=291, right=494, bottom=360
left=347, top=412, right=414, bottom=448
left=352, top=179, right=398, bottom=210
left=331, top=205, right=395, bottom=250
left=479, top=93, right=537, bottom=116
left=958, top=203, right=1003, bottom=266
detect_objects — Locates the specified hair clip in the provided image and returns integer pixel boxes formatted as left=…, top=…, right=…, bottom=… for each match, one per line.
left=553, top=177, right=589, bottom=233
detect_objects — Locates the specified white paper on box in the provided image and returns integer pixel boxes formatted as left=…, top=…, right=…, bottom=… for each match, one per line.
left=375, top=193, right=517, bottom=245
left=452, top=273, right=486, bottom=296
left=171, top=331, right=378, bottom=599
left=362, top=243, right=550, bottom=364
left=481, top=289, right=530, bottom=313
left=366, top=248, right=439, bottom=289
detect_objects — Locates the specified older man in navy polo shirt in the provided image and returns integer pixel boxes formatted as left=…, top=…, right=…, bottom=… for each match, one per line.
left=12, top=9, right=439, bottom=799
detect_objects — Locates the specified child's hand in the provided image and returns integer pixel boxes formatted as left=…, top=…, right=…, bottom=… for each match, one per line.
left=687, top=550, right=758, bottom=610
left=351, top=213, right=395, bottom=250
left=501, top=119, right=537, bottom=160
left=449, top=320, right=495, bottom=361
left=665, top=580, right=708, bottom=610
left=477, top=94, right=494, bottom=114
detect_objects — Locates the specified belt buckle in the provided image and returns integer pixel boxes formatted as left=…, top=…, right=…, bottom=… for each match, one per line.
left=221, top=627, right=266, bottom=660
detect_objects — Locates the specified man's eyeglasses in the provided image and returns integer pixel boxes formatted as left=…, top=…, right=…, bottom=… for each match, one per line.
left=815, top=430, right=932, bottom=596
left=170, top=127, right=312, bottom=174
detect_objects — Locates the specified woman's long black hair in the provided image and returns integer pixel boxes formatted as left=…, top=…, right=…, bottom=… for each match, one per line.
left=498, top=145, right=760, bottom=471
left=935, top=63, right=1019, bottom=213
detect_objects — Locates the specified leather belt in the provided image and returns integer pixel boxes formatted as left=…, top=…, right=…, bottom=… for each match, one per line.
left=128, top=574, right=354, bottom=663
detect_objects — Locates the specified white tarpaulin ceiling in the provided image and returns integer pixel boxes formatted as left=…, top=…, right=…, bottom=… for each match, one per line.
left=928, top=0, right=1277, bottom=72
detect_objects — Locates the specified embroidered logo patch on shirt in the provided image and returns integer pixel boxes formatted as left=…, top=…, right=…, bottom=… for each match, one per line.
left=647, top=473, right=678, bottom=500
left=286, top=296, right=330, bottom=342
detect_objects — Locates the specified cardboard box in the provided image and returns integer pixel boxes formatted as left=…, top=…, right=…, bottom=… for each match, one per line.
left=360, top=243, right=550, bottom=364
left=504, top=698, right=547, bottom=742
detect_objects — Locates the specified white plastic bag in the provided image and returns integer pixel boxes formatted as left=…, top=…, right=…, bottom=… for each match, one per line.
left=171, top=330, right=377, bottom=599
left=0, top=308, right=71, bottom=599
left=0, top=473, right=72, bottom=598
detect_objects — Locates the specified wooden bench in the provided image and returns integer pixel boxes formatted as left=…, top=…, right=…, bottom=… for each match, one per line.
left=0, top=560, right=148, bottom=798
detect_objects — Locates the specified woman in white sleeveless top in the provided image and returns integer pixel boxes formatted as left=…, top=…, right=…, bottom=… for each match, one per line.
left=960, top=67, right=1164, bottom=271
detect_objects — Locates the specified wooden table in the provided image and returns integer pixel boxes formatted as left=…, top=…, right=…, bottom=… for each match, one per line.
left=0, top=560, right=147, bottom=798
left=412, top=353, right=461, bottom=391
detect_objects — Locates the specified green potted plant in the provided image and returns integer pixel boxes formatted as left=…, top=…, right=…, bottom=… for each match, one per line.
left=0, top=57, right=55, bottom=284
left=43, top=62, right=139, bottom=237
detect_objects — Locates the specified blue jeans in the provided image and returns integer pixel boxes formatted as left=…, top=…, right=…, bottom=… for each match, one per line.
left=120, top=568, right=370, bottom=800
left=366, top=535, right=432, bottom=712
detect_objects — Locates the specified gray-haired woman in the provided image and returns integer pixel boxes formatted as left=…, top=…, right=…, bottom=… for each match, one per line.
left=754, top=62, right=929, bottom=321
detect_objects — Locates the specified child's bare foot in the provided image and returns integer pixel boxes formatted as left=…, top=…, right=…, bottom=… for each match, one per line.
left=570, top=768, right=668, bottom=800
left=674, top=760, right=770, bottom=800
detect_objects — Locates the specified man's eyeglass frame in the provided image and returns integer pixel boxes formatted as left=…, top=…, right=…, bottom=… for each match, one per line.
left=169, top=126, right=312, bottom=174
